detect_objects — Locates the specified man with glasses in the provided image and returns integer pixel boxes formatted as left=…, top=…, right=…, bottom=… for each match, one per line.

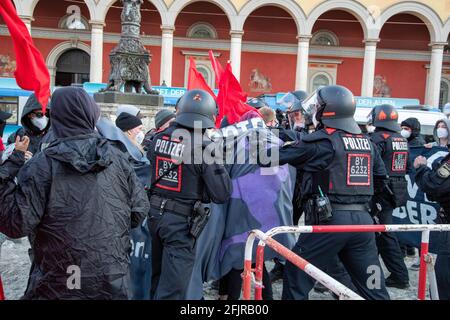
left=7, top=93, right=50, bottom=155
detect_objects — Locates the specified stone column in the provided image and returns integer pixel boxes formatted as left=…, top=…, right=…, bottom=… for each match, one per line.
left=361, top=38, right=379, bottom=97
left=230, top=30, right=244, bottom=81
left=19, top=15, right=33, bottom=34
left=89, top=21, right=105, bottom=83
left=426, top=42, right=446, bottom=107
left=295, top=35, right=311, bottom=91
left=160, top=25, right=175, bottom=86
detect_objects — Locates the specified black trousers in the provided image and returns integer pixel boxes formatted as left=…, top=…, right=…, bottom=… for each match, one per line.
left=282, top=210, right=390, bottom=300
left=375, top=198, right=410, bottom=283
left=436, top=231, right=450, bottom=300
left=149, top=208, right=196, bottom=300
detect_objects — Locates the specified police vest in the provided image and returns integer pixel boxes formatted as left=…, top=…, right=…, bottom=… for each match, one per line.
left=302, top=129, right=374, bottom=196
left=371, top=131, right=409, bottom=178
left=149, top=125, right=204, bottom=201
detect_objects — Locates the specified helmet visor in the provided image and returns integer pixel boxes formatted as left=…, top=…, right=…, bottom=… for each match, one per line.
left=279, top=92, right=300, bottom=110
left=301, top=92, right=319, bottom=119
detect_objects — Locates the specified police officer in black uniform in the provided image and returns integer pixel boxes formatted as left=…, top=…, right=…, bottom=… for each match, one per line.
left=414, top=153, right=450, bottom=300
left=263, top=85, right=390, bottom=300
left=147, top=89, right=232, bottom=300
left=368, top=104, right=410, bottom=289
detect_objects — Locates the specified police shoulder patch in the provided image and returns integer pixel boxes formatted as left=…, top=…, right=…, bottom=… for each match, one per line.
left=437, top=161, right=450, bottom=179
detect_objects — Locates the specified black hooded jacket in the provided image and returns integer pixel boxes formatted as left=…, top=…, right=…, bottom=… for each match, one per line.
left=401, top=117, right=425, bottom=147
left=0, top=87, right=149, bottom=299
left=7, top=93, right=50, bottom=154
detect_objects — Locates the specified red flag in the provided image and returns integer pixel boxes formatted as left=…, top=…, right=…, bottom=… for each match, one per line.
left=0, top=0, right=50, bottom=113
left=208, top=50, right=224, bottom=87
left=187, top=57, right=216, bottom=98
left=216, top=62, right=258, bottom=127
left=0, top=274, right=5, bottom=300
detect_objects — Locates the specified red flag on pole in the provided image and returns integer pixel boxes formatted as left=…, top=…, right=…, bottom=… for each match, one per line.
left=0, top=274, right=5, bottom=300
left=0, top=0, right=50, bottom=113
left=215, top=62, right=257, bottom=127
left=208, top=50, right=224, bottom=87
left=187, top=57, right=216, bottom=98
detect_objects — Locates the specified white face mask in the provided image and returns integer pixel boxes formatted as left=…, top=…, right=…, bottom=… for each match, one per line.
left=367, top=125, right=375, bottom=133
left=401, top=129, right=411, bottom=139
left=437, top=127, right=449, bottom=139
left=31, top=116, right=48, bottom=131
left=135, top=131, right=145, bottom=145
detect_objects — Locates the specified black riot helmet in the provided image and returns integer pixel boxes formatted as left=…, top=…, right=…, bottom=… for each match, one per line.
left=291, top=90, right=308, bottom=103
left=368, top=104, right=401, bottom=132
left=246, top=97, right=268, bottom=109
left=314, top=85, right=360, bottom=134
left=175, top=89, right=217, bottom=129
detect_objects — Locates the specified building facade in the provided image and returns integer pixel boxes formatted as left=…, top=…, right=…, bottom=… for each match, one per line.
left=1, top=0, right=450, bottom=107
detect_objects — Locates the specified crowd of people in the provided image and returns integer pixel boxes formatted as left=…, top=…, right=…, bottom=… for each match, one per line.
left=0, top=84, right=449, bottom=300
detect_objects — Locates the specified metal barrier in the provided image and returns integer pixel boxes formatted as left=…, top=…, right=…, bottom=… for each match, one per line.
left=242, top=224, right=450, bottom=300
left=0, top=275, right=5, bottom=300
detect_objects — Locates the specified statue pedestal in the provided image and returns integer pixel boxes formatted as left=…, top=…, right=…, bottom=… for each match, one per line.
left=94, top=92, right=168, bottom=131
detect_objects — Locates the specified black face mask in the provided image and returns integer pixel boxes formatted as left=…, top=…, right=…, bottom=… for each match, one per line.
left=0, top=120, right=6, bottom=137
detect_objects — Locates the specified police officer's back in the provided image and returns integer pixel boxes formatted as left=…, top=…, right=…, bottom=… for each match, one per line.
left=267, top=85, right=390, bottom=300
left=368, top=104, right=410, bottom=288
left=147, top=90, right=232, bottom=300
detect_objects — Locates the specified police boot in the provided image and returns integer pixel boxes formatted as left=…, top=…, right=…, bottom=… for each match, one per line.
left=269, top=259, right=284, bottom=283
left=313, top=281, right=331, bottom=294
left=385, top=276, right=410, bottom=289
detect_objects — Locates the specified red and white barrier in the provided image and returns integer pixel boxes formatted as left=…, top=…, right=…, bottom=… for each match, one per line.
left=242, top=224, right=450, bottom=300
left=0, top=275, right=5, bottom=300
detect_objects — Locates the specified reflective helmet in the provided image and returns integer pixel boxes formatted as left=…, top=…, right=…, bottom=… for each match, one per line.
left=313, top=85, right=360, bottom=134
left=175, top=89, right=217, bottom=129
left=368, top=104, right=401, bottom=132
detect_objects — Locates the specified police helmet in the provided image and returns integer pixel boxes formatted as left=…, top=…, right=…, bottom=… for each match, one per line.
left=315, top=85, right=360, bottom=134
left=246, top=97, right=268, bottom=109
left=368, top=104, right=401, bottom=132
left=279, top=90, right=308, bottom=110
left=291, top=90, right=308, bottom=103
left=175, top=89, right=217, bottom=129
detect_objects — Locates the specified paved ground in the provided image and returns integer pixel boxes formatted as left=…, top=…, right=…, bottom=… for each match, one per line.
left=0, top=238, right=426, bottom=300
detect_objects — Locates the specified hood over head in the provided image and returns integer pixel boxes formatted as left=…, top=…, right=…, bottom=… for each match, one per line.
left=401, top=117, right=421, bottom=141
left=433, top=118, right=450, bottom=145
left=21, top=93, right=51, bottom=134
left=50, top=87, right=100, bottom=139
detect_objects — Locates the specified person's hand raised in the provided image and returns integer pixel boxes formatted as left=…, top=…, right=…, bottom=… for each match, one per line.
left=15, top=135, right=30, bottom=153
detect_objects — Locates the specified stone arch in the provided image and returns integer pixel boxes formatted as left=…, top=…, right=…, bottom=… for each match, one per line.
left=236, top=0, right=306, bottom=34
left=377, top=2, right=444, bottom=43
left=168, top=0, right=238, bottom=30
left=96, top=0, right=169, bottom=25
left=306, top=0, right=372, bottom=39
left=46, top=41, right=91, bottom=86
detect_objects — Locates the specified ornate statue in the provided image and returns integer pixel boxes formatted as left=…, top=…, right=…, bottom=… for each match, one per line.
left=102, top=0, right=158, bottom=94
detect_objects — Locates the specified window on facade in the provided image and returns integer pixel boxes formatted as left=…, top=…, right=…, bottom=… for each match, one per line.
left=59, top=14, right=89, bottom=30
left=439, top=80, right=449, bottom=107
left=311, top=31, right=339, bottom=46
left=311, top=74, right=331, bottom=92
left=196, top=66, right=210, bottom=85
left=187, top=23, right=218, bottom=39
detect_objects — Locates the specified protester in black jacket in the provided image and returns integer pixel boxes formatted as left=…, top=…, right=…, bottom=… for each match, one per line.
left=7, top=93, right=50, bottom=155
left=401, top=118, right=425, bottom=147
left=0, top=87, right=149, bottom=300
